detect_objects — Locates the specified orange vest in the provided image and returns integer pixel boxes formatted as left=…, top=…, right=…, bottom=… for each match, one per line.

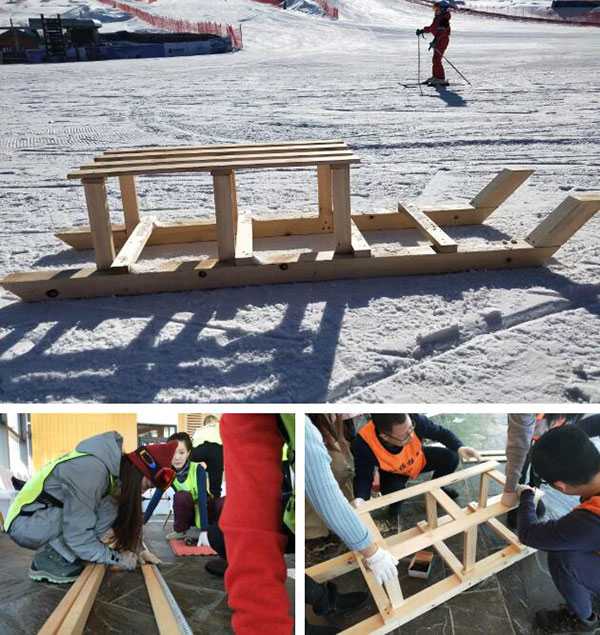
left=575, top=495, right=600, bottom=555
left=358, top=421, right=426, bottom=479
left=532, top=414, right=567, bottom=441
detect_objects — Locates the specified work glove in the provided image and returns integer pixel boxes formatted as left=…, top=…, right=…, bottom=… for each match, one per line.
left=137, top=549, right=162, bottom=565
left=351, top=497, right=365, bottom=509
left=112, top=550, right=138, bottom=571
left=416, top=29, right=424, bottom=35
left=501, top=490, right=519, bottom=507
left=457, top=446, right=482, bottom=462
left=516, top=484, right=544, bottom=504
left=365, top=547, right=399, bottom=585
left=197, top=531, right=211, bottom=548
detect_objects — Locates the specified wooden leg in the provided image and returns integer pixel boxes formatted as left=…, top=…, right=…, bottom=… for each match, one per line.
left=118, top=175, right=140, bottom=236
left=478, top=473, right=490, bottom=509
left=83, top=178, right=116, bottom=270
left=331, top=165, right=352, bottom=254
left=317, top=165, right=333, bottom=231
left=425, top=492, right=438, bottom=529
left=212, top=170, right=236, bottom=261
left=230, top=170, right=238, bottom=230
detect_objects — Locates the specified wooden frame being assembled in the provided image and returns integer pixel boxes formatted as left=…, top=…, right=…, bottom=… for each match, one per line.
left=306, top=461, right=539, bottom=635
left=2, top=139, right=599, bottom=301
left=38, top=562, right=192, bottom=635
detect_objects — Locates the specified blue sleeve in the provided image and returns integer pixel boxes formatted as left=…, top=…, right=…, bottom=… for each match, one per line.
left=195, top=464, right=210, bottom=531
left=306, top=418, right=371, bottom=552
left=517, top=490, right=600, bottom=551
left=143, top=487, right=163, bottom=524
left=413, top=414, right=463, bottom=451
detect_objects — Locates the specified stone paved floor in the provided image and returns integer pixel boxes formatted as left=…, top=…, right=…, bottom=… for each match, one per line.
left=0, top=516, right=295, bottom=634
left=306, top=414, right=600, bottom=635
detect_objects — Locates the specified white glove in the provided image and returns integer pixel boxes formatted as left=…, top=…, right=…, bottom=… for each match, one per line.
left=351, top=498, right=365, bottom=509
left=113, top=550, right=138, bottom=571
left=501, top=490, right=519, bottom=507
left=197, top=531, right=211, bottom=547
left=365, top=547, right=399, bottom=585
left=137, top=549, right=162, bottom=565
left=516, top=485, right=544, bottom=504
left=457, top=446, right=482, bottom=462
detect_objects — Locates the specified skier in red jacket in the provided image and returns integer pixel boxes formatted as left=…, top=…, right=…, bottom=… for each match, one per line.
left=417, top=0, right=452, bottom=86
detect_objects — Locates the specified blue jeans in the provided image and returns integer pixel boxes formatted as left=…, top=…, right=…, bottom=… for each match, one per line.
left=547, top=550, right=600, bottom=619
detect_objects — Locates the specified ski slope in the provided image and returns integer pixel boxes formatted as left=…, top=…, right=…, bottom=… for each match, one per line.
left=0, top=0, right=599, bottom=403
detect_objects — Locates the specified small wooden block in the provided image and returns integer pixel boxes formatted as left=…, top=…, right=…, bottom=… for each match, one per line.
left=350, top=220, right=372, bottom=257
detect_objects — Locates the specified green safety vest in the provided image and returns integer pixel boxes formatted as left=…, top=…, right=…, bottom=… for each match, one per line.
left=171, top=462, right=204, bottom=529
left=5, top=450, right=117, bottom=532
left=278, top=414, right=295, bottom=535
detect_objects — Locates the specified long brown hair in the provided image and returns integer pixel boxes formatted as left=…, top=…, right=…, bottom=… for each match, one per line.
left=308, top=414, right=352, bottom=457
left=112, top=455, right=143, bottom=553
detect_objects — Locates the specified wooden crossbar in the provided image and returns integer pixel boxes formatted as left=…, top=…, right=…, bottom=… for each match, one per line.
left=397, top=203, right=458, bottom=253
left=307, top=462, right=538, bottom=634
left=110, top=218, right=154, bottom=271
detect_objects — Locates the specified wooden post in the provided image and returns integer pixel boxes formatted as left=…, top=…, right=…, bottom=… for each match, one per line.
left=331, top=165, right=352, bottom=254
left=317, top=165, right=333, bottom=231
left=525, top=194, right=600, bottom=248
left=212, top=170, right=236, bottom=261
left=425, top=492, right=438, bottom=529
left=478, top=472, right=490, bottom=509
left=230, top=170, right=238, bottom=230
left=118, top=175, right=140, bottom=236
left=83, top=178, right=116, bottom=270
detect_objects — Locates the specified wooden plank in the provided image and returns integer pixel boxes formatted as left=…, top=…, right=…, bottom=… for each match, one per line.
left=425, top=492, right=438, bottom=530
left=525, top=194, right=600, bottom=248
left=0, top=242, right=556, bottom=302
left=331, top=165, right=352, bottom=254
left=212, top=171, right=236, bottom=261
left=97, top=142, right=349, bottom=162
left=103, top=139, right=346, bottom=155
left=429, top=488, right=464, bottom=520
left=478, top=472, right=490, bottom=509
left=463, top=525, right=478, bottom=572
left=357, top=462, right=500, bottom=515
left=235, top=214, right=254, bottom=265
left=317, top=164, right=333, bottom=230
left=416, top=521, right=464, bottom=581
left=469, top=168, right=534, bottom=210
left=118, top=175, right=140, bottom=235
left=39, top=564, right=95, bottom=635
left=111, top=219, right=154, bottom=271
left=350, top=220, right=371, bottom=257
left=141, top=564, right=182, bottom=635
left=56, top=563, right=105, bottom=635
left=397, top=203, right=458, bottom=253
left=68, top=153, right=361, bottom=179
left=487, top=469, right=507, bottom=486
left=463, top=455, right=506, bottom=463
left=82, top=178, right=116, bottom=270
left=361, top=514, right=404, bottom=610
left=356, top=547, right=395, bottom=623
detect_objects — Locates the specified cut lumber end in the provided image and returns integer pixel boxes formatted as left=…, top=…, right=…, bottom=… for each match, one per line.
left=469, top=167, right=534, bottom=211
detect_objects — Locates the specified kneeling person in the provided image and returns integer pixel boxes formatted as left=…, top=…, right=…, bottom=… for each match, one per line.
left=352, top=414, right=480, bottom=515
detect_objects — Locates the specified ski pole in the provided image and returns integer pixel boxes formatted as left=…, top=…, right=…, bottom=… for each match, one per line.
left=440, top=53, right=472, bottom=86
left=417, top=33, right=423, bottom=94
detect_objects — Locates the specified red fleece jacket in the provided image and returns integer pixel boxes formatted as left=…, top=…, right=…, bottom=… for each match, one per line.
left=220, top=413, right=293, bottom=635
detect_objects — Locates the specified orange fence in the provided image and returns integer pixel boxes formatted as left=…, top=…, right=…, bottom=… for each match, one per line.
left=95, top=0, right=244, bottom=49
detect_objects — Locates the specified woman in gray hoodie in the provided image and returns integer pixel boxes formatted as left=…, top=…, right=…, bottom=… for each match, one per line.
left=5, top=431, right=178, bottom=584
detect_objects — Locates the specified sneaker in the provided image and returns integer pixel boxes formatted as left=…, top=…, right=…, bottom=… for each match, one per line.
left=29, top=545, right=84, bottom=584
left=535, top=605, right=599, bottom=633
left=166, top=530, right=186, bottom=540
left=205, top=558, right=228, bottom=577
left=185, top=527, right=201, bottom=541
left=442, top=486, right=460, bottom=500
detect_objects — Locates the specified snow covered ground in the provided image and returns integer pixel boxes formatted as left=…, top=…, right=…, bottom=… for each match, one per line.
left=0, top=0, right=599, bottom=403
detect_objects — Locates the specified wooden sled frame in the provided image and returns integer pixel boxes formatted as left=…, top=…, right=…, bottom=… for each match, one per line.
left=2, top=139, right=599, bottom=301
left=305, top=461, right=539, bottom=635
left=38, top=562, right=190, bottom=635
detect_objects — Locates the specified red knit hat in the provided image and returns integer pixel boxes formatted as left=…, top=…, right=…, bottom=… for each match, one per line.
left=126, top=441, right=178, bottom=490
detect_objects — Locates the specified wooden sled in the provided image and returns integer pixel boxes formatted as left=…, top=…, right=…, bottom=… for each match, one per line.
left=2, top=140, right=599, bottom=301
left=305, top=461, right=539, bottom=635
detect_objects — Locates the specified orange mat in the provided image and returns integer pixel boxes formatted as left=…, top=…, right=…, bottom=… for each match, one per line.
left=169, top=539, right=217, bottom=556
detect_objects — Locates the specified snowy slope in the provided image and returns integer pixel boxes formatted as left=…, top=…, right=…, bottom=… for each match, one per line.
left=0, top=0, right=599, bottom=403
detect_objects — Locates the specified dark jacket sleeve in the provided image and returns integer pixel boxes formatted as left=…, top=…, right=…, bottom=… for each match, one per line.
left=577, top=414, right=600, bottom=438
left=143, top=487, right=163, bottom=524
left=517, top=490, right=600, bottom=551
left=191, top=442, right=224, bottom=498
left=352, top=435, right=378, bottom=501
left=412, top=414, right=463, bottom=452
left=194, top=464, right=210, bottom=531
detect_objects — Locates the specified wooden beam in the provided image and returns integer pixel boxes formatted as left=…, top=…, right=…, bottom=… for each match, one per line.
left=82, top=178, right=116, bottom=270
left=425, top=492, right=438, bottom=530
left=486, top=469, right=507, bottom=486
left=0, top=242, right=556, bottom=302
left=331, top=165, right=352, bottom=254
left=429, top=488, right=464, bottom=520
left=56, top=564, right=105, bottom=635
left=317, top=164, right=333, bottom=231
left=39, top=564, right=96, bottom=635
left=416, top=521, right=464, bottom=581
left=525, top=194, right=600, bottom=248
left=212, top=170, right=236, bottom=261
left=235, top=214, right=254, bottom=265
left=350, top=220, right=372, bottom=257
left=110, top=219, right=154, bottom=271
left=478, top=472, right=490, bottom=509
left=118, top=175, right=140, bottom=235
left=141, top=564, right=183, bottom=635
left=469, top=168, right=534, bottom=212
left=397, top=203, right=457, bottom=253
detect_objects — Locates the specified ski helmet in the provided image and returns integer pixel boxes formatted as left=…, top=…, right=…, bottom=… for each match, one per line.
left=434, top=0, right=450, bottom=9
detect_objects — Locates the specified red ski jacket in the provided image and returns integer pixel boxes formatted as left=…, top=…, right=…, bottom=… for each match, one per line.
left=424, top=11, right=452, bottom=38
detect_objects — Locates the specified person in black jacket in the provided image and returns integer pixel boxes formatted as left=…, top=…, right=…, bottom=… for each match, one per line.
left=351, top=414, right=480, bottom=516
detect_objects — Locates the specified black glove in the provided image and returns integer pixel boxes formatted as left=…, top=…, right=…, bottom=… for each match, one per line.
left=416, top=29, right=424, bottom=36
left=429, top=37, right=438, bottom=50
